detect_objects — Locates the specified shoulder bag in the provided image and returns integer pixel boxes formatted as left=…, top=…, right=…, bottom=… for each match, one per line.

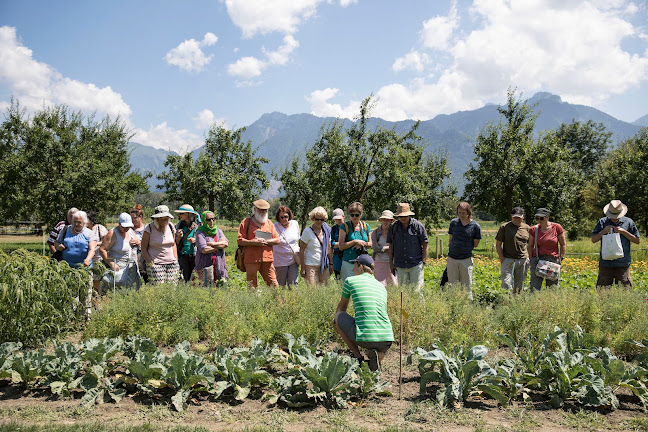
left=534, top=224, right=561, bottom=281
left=235, top=218, right=252, bottom=272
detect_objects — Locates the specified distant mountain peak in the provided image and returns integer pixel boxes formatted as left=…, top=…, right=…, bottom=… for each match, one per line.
left=529, top=92, right=562, bottom=104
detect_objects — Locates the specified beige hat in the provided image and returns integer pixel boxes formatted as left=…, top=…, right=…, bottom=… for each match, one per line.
left=253, top=199, right=270, bottom=210
left=151, top=205, right=174, bottom=219
left=604, top=200, right=627, bottom=219
left=332, top=208, right=345, bottom=221
left=395, top=203, right=415, bottom=217
left=378, top=210, right=394, bottom=221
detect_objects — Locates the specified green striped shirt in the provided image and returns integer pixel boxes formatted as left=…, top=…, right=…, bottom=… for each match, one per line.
left=342, top=273, right=394, bottom=342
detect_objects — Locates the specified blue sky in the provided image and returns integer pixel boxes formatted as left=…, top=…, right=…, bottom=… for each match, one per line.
left=1, top=0, right=647, bottom=153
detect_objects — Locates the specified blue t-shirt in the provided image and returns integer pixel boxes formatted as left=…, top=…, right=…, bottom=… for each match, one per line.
left=448, top=219, right=482, bottom=260
left=592, top=216, right=640, bottom=267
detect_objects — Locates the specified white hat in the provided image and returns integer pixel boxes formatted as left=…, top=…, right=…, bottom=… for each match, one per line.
left=378, top=210, right=395, bottom=221
left=118, top=212, right=134, bottom=228
left=151, top=205, right=174, bottom=219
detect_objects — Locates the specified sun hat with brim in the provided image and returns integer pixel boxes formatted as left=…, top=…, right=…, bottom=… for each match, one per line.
left=151, top=205, right=174, bottom=219
left=253, top=199, right=270, bottom=210
left=378, top=210, right=395, bottom=221
left=534, top=208, right=550, bottom=218
left=604, top=200, right=627, bottom=219
left=350, top=254, right=374, bottom=267
left=175, top=204, right=198, bottom=215
left=118, top=212, right=134, bottom=228
left=332, top=208, right=344, bottom=220
left=395, top=203, right=415, bottom=217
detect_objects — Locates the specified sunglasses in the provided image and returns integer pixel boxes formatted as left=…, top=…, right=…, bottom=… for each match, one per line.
left=535, top=216, right=545, bottom=220
left=206, top=218, right=216, bottom=222
left=280, top=215, right=290, bottom=219
left=350, top=213, right=361, bottom=217
left=314, top=218, right=326, bottom=222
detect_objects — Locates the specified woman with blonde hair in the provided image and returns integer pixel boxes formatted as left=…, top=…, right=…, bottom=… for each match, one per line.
left=299, top=206, right=332, bottom=284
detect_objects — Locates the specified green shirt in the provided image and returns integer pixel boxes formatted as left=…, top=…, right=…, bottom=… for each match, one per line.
left=342, top=273, right=394, bottom=342
left=495, top=221, right=530, bottom=259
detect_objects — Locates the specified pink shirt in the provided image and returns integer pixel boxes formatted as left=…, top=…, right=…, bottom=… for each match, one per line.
left=144, top=223, right=176, bottom=264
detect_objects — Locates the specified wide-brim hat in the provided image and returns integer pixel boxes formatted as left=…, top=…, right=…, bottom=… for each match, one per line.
left=395, top=203, right=415, bottom=217
left=604, top=200, right=627, bottom=219
left=378, top=210, right=394, bottom=221
left=253, top=199, right=270, bottom=210
left=175, top=204, right=199, bottom=216
left=151, top=205, right=174, bottom=219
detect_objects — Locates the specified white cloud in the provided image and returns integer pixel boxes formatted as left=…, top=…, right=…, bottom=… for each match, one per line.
left=264, top=35, right=299, bottom=65
left=338, top=0, right=358, bottom=6
left=315, top=1, right=648, bottom=121
left=420, top=1, right=459, bottom=50
left=393, top=50, right=430, bottom=73
left=228, top=35, right=299, bottom=78
left=133, top=122, right=204, bottom=154
left=0, top=26, right=131, bottom=119
left=225, top=0, right=321, bottom=38
left=228, top=56, right=265, bottom=79
left=164, top=32, right=219, bottom=73
left=193, top=109, right=227, bottom=130
left=306, top=88, right=361, bottom=118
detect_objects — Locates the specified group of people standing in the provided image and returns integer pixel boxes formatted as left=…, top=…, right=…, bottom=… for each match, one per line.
left=237, top=200, right=430, bottom=290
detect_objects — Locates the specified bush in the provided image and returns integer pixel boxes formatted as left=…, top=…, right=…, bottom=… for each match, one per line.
left=0, top=249, right=90, bottom=346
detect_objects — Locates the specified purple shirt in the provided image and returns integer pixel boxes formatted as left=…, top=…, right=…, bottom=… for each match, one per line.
left=195, top=229, right=228, bottom=279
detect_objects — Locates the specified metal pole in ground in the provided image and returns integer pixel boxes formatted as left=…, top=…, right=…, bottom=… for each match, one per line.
left=399, top=290, right=403, bottom=400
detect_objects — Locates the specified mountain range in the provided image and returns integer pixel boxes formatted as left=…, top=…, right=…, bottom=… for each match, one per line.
left=129, top=92, right=647, bottom=195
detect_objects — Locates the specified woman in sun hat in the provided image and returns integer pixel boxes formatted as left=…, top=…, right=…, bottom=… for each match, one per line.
left=99, top=212, right=142, bottom=290
left=330, top=208, right=345, bottom=280
left=174, top=204, right=201, bottom=282
left=371, top=210, right=397, bottom=286
left=141, top=205, right=179, bottom=285
left=195, top=210, right=229, bottom=286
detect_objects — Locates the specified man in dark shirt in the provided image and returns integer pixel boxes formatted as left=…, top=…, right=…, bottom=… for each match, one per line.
left=495, top=207, right=530, bottom=294
left=591, top=199, right=640, bottom=287
left=387, top=203, right=428, bottom=291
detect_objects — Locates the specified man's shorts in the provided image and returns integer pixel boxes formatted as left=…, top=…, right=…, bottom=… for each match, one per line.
left=335, top=312, right=392, bottom=353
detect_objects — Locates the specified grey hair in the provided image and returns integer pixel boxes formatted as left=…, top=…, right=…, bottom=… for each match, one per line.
left=67, top=207, right=79, bottom=217
left=73, top=210, right=88, bottom=224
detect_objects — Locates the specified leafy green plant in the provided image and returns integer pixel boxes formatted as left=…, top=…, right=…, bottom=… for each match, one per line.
left=10, top=349, right=53, bottom=390
left=0, top=342, right=22, bottom=379
left=408, top=343, right=496, bottom=407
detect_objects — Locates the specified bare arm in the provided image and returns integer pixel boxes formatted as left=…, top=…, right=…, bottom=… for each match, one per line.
left=100, top=230, right=119, bottom=270
left=299, top=240, right=307, bottom=276
left=141, top=231, right=152, bottom=264
left=558, top=232, right=566, bottom=258
left=422, top=242, right=428, bottom=263
left=84, top=241, right=96, bottom=266
left=336, top=297, right=350, bottom=314
left=495, top=240, right=504, bottom=263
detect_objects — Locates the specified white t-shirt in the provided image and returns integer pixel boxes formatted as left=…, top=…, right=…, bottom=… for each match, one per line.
left=273, top=220, right=300, bottom=267
left=300, top=226, right=323, bottom=267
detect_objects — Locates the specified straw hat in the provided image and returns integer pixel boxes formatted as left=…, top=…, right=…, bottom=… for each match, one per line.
left=603, top=200, right=627, bottom=219
left=378, top=210, right=395, bottom=221
left=395, top=203, right=415, bottom=217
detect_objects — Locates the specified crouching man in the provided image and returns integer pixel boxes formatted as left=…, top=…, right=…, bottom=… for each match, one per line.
left=333, top=254, right=394, bottom=371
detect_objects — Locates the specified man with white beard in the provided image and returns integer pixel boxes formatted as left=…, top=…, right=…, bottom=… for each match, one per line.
left=237, top=199, right=280, bottom=288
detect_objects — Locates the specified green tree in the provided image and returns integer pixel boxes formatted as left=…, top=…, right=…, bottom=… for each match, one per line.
left=594, top=128, right=648, bottom=233
left=158, top=124, right=269, bottom=221
left=0, top=99, right=149, bottom=229
left=277, top=96, right=454, bottom=227
left=464, top=87, right=537, bottom=221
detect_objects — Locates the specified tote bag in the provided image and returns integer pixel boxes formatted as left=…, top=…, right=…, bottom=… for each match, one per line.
left=601, top=232, right=624, bottom=260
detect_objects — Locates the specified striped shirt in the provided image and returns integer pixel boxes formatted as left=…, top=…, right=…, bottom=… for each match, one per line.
left=342, top=273, right=394, bottom=342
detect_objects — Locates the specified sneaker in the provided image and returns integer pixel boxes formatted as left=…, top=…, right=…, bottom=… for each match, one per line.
left=367, top=349, right=380, bottom=371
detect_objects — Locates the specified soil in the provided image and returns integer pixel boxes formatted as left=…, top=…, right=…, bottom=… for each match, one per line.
left=1, top=345, right=647, bottom=431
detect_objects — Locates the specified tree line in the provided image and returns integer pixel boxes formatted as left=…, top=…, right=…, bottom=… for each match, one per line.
left=1, top=92, right=646, bottom=236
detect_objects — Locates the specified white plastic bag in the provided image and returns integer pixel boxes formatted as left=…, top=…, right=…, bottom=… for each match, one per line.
left=601, top=232, right=624, bottom=260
